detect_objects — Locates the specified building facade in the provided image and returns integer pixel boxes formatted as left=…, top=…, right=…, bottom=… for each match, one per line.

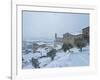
left=82, top=26, right=89, bottom=43
left=63, top=33, right=75, bottom=46
left=54, top=27, right=89, bottom=47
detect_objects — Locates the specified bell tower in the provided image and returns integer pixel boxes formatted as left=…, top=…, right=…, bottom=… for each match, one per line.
left=54, top=33, right=57, bottom=47
left=55, top=33, right=57, bottom=39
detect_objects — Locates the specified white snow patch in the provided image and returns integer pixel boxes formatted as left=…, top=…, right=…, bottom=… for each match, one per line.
left=36, top=48, right=47, bottom=56
left=55, top=44, right=62, bottom=50
left=37, top=42, right=45, bottom=45
left=38, top=57, right=51, bottom=68
left=23, top=52, right=34, bottom=63
left=45, top=54, right=70, bottom=68
left=23, top=63, right=34, bottom=69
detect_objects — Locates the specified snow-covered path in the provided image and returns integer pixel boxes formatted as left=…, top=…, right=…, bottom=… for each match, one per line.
left=45, top=47, right=89, bottom=68
left=45, top=52, right=89, bottom=68
left=68, top=53, right=89, bottom=66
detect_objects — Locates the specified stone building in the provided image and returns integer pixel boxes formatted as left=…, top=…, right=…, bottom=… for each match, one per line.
left=54, top=32, right=83, bottom=46
left=54, top=33, right=76, bottom=47
left=82, top=26, right=89, bottom=43
left=63, top=33, right=75, bottom=46
left=54, top=26, right=89, bottom=47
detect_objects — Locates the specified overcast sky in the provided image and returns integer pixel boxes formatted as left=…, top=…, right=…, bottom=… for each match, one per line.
left=23, top=11, right=89, bottom=41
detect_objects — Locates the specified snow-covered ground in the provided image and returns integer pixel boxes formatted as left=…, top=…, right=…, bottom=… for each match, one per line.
left=22, top=41, right=89, bottom=69
left=45, top=46, right=89, bottom=68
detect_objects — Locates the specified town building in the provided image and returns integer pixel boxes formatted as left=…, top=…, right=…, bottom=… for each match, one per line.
left=63, top=33, right=75, bottom=46
left=82, top=26, right=89, bottom=43
left=54, top=33, right=76, bottom=47
left=54, top=27, right=89, bottom=47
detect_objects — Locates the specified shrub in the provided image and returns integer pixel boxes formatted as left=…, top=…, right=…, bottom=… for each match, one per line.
left=47, top=49, right=56, bottom=60
left=62, top=43, right=73, bottom=52
left=74, top=37, right=86, bottom=52
left=31, top=58, right=40, bottom=68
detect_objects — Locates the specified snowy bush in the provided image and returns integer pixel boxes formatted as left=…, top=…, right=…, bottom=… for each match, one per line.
left=62, top=43, right=73, bottom=52
left=47, top=49, right=57, bottom=60
left=31, top=58, right=40, bottom=68
left=74, top=38, right=86, bottom=52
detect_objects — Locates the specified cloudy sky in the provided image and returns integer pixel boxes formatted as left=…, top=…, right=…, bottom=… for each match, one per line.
left=23, top=11, right=89, bottom=41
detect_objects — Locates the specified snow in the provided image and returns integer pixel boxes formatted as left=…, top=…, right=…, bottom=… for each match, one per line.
left=45, top=52, right=70, bottom=68
left=36, top=48, right=47, bottom=56
left=22, top=41, right=89, bottom=69
left=54, top=51, right=68, bottom=60
left=67, top=52, right=89, bottom=66
left=37, top=42, right=46, bottom=45
left=38, top=57, right=51, bottom=68
left=54, top=44, right=62, bottom=50
left=23, top=63, right=34, bottom=69
left=23, top=52, right=34, bottom=63
left=32, top=52, right=42, bottom=59
left=45, top=46, right=89, bottom=67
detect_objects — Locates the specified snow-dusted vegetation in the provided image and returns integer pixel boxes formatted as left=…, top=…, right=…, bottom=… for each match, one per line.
left=22, top=41, right=89, bottom=69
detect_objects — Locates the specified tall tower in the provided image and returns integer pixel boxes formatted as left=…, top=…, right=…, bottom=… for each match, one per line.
left=54, top=33, right=57, bottom=47
left=55, top=33, right=57, bottom=39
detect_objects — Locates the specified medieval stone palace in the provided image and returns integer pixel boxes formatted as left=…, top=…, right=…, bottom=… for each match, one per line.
left=54, top=26, right=89, bottom=47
